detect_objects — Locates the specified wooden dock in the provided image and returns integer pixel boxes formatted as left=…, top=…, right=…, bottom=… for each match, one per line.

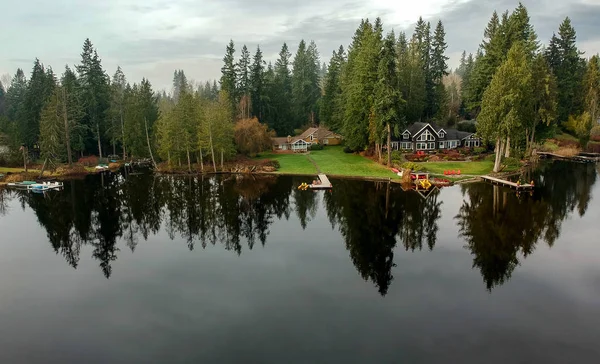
left=481, top=175, right=534, bottom=190
left=310, top=174, right=333, bottom=189
left=536, top=151, right=600, bottom=163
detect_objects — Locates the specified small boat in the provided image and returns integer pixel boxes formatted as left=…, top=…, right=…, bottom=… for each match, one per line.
left=29, top=182, right=64, bottom=192
left=95, top=164, right=109, bottom=172
left=391, top=168, right=399, bottom=174
left=7, top=181, right=37, bottom=188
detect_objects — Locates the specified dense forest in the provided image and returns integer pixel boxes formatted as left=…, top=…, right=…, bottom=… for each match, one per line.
left=0, top=3, right=598, bottom=170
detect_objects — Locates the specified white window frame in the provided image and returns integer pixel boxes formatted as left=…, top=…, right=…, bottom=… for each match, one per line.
left=323, top=138, right=329, bottom=145
left=402, top=131, right=411, bottom=140
left=401, top=142, right=412, bottom=150
left=428, top=142, right=435, bottom=150
left=439, top=142, right=445, bottom=149
left=417, top=130, right=435, bottom=141
left=439, top=131, right=445, bottom=138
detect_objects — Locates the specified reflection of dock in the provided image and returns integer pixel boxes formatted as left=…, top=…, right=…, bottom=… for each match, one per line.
left=481, top=176, right=533, bottom=190
left=310, top=174, right=332, bottom=189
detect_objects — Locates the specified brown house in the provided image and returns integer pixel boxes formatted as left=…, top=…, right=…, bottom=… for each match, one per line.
left=272, top=127, right=343, bottom=152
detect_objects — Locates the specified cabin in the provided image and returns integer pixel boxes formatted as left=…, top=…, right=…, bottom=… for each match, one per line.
left=391, top=122, right=481, bottom=152
left=272, top=127, right=343, bottom=152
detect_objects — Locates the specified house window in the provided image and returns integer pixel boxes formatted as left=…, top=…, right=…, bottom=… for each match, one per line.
left=451, top=141, right=457, bottom=148
left=416, top=143, right=426, bottom=150
left=439, top=142, right=445, bottom=149
left=310, top=134, right=314, bottom=141
left=439, top=131, right=445, bottom=138
left=428, top=142, right=435, bottom=150
left=391, top=142, right=399, bottom=150
left=323, top=138, right=329, bottom=145
left=402, top=132, right=410, bottom=140
left=417, top=130, right=435, bottom=141
left=401, top=142, right=412, bottom=150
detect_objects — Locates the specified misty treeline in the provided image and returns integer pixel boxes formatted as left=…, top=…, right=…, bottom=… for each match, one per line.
left=1, top=2, right=599, bottom=170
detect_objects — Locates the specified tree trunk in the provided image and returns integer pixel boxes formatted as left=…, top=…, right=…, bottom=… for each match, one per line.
left=144, top=117, right=157, bottom=169
left=39, top=158, right=48, bottom=178
left=493, top=138, right=504, bottom=173
left=22, top=146, right=27, bottom=172
left=121, top=109, right=126, bottom=159
left=504, top=136, right=511, bottom=158
left=208, top=128, right=217, bottom=173
left=221, top=149, right=224, bottom=171
left=387, top=123, right=392, bottom=166
left=199, top=147, right=204, bottom=173
left=62, top=88, right=73, bottom=166
left=96, top=123, right=103, bottom=160
left=530, top=127, right=536, bottom=151
left=186, top=147, right=191, bottom=173
left=167, top=151, right=171, bottom=166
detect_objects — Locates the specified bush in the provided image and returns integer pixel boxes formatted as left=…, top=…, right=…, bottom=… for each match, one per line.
left=78, top=155, right=99, bottom=166
left=473, top=147, right=486, bottom=154
left=457, top=120, right=477, bottom=133
left=309, top=143, right=324, bottom=151
left=391, top=151, right=403, bottom=161
left=343, top=146, right=353, bottom=153
left=401, top=162, right=420, bottom=171
left=504, top=157, right=521, bottom=169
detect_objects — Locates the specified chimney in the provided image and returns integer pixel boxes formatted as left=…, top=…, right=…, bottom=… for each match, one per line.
left=287, top=135, right=291, bottom=143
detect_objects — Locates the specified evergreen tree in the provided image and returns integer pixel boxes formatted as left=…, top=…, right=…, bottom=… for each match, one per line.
left=529, top=54, right=558, bottom=149
left=236, top=45, right=251, bottom=118
left=583, top=55, right=600, bottom=127
left=373, top=31, right=404, bottom=165
left=341, top=18, right=383, bottom=150
left=39, top=87, right=65, bottom=165
left=22, top=59, right=55, bottom=147
left=61, top=66, right=85, bottom=159
left=220, top=40, right=237, bottom=117
left=398, top=33, right=426, bottom=123
left=551, top=17, right=585, bottom=122
left=478, top=43, right=532, bottom=172
left=292, top=40, right=321, bottom=128
left=109, top=66, right=127, bottom=157
left=250, top=46, right=266, bottom=120
left=414, top=18, right=433, bottom=118
left=76, top=38, right=110, bottom=158
left=0, top=81, right=5, bottom=118
left=457, top=51, right=468, bottom=77
left=430, top=20, right=449, bottom=118
left=320, top=46, right=345, bottom=131
left=172, top=69, right=188, bottom=103
left=273, top=43, right=293, bottom=135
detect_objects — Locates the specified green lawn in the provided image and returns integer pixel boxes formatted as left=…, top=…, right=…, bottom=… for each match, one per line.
left=258, top=152, right=317, bottom=175
left=0, top=167, right=41, bottom=173
left=417, top=161, right=496, bottom=176
left=259, top=147, right=397, bottom=179
left=309, top=147, right=397, bottom=178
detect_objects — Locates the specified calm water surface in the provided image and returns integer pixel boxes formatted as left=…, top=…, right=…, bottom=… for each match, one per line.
left=1, top=162, right=599, bottom=363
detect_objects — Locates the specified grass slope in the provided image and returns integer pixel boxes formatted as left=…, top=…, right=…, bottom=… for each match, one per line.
left=258, top=152, right=317, bottom=175
left=309, top=147, right=396, bottom=178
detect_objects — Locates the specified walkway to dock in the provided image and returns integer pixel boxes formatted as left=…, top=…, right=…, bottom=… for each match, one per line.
left=481, top=176, right=534, bottom=190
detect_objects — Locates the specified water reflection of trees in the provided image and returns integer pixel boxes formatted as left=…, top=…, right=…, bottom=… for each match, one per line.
left=8, top=161, right=591, bottom=293
left=456, top=161, right=597, bottom=291
left=324, top=180, right=443, bottom=295
left=3, top=173, right=445, bottom=295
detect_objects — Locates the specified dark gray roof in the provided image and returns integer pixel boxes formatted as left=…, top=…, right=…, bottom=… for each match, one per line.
left=393, top=122, right=477, bottom=141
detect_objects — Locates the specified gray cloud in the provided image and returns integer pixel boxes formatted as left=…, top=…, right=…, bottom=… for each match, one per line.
left=0, top=0, right=599, bottom=90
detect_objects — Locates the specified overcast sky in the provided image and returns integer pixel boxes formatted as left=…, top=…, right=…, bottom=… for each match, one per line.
left=1, top=0, right=599, bottom=91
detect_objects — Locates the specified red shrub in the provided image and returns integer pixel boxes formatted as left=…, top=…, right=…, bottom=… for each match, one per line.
left=78, top=155, right=98, bottom=167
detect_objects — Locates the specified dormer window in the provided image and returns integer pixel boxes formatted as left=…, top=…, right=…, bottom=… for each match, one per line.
left=439, top=131, right=445, bottom=138
left=402, top=131, right=410, bottom=140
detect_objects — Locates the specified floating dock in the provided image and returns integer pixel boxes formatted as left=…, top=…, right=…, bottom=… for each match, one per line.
left=481, top=176, right=534, bottom=190
left=536, top=151, right=600, bottom=163
left=310, top=174, right=333, bottom=190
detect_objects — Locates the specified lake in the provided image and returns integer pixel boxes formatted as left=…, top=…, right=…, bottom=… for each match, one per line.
left=1, top=161, right=599, bottom=363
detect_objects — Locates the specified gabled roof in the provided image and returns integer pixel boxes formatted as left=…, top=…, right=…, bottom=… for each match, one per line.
left=395, top=122, right=479, bottom=142
left=272, top=137, right=289, bottom=146
left=297, top=127, right=319, bottom=140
